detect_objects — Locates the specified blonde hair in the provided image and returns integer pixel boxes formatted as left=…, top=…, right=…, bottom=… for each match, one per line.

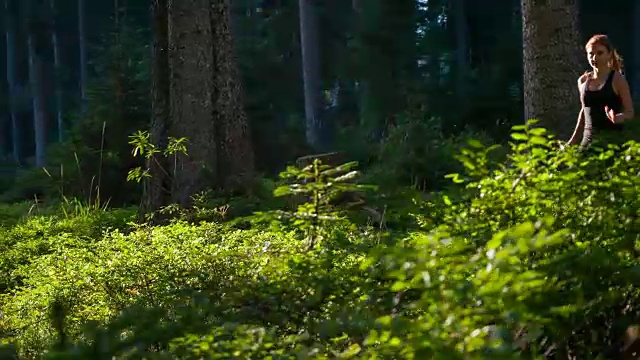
left=585, top=34, right=624, bottom=73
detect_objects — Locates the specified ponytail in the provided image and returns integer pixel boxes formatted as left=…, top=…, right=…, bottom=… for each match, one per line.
left=610, top=49, right=624, bottom=73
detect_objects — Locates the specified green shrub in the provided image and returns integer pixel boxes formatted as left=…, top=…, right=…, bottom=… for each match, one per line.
left=365, top=115, right=497, bottom=192
left=3, top=122, right=640, bottom=359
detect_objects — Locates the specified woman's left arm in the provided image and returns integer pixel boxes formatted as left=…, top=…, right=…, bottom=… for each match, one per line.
left=613, top=72, right=635, bottom=121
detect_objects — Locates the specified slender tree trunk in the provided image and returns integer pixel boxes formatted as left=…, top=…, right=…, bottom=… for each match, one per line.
left=114, top=0, right=127, bottom=25
left=211, top=0, right=255, bottom=191
left=26, top=0, right=49, bottom=167
left=50, top=0, right=63, bottom=142
left=521, top=0, right=581, bottom=139
left=145, top=0, right=170, bottom=214
left=78, top=0, right=87, bottom=116
left=111, top=0, right=126, bottom=148
left=297, top=0, right=324, bottom=151
left=4, top=0, right=21, bottom=164
left=0, top=118, right=4, bottom=158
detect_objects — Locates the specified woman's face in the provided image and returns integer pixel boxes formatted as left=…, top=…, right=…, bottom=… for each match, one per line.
left=586, top=43, right=611, bottom=69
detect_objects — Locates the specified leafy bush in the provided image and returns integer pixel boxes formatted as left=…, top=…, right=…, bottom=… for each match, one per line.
left=0, top=205, right=135, bottom=293
left=365, top=115, right=497, bottom=191
left=2, top=122, right=640, bottom=359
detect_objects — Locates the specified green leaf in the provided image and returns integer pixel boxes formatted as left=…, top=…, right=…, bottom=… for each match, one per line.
left=467, top=139, right=484, bottom=149
left=390, top=281, right=408, bottom=291
left=444, top=173, right=465, bottom=184
left=529, top=127, right=547, bottom=136
left=273, top=186, right=292, bottom=197
left=339, top=343, right=361, bottom=358
left=486, top=235, right=503, bottom=250
left=529, top=135, right=548, bottom=146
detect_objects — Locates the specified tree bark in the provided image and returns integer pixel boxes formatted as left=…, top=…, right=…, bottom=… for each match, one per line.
left=78, top=0, right=87, bottom=116
left=49, top=0, right=63, bottom=142
left=145, top=0, right=171, bottom=214
left=211, top=0, right=255, bottom=191
left=167, top=0, right=217, bottom=206
left=148, top=0, right=254, bottom=208
left=521, top=0, right=582, bottom=139
left=4, top=0, right=21, bottom=163
left=26, top=0, right=50, bottom=168
left=298, top=0, right=324, bottom=151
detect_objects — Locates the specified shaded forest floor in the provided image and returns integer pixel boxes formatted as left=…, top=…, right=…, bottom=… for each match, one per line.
left=2, top=124, right=640, bottom=359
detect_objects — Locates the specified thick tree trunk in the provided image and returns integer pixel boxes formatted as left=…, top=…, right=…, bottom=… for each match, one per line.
left=211, top=0, right=255, bottom=191
left=145, top=0, right=171, bottom=214
left=521, top=0, right=581, bottom=139
left=148, top=0, right=254, bottom=208
left=167, top=0, right=217, bottom=206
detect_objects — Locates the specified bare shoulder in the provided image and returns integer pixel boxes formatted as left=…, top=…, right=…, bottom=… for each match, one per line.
left=612, top=70, right=628, bottom=84
left=612, top=71, right=630, bottom=95
left=577, top=72, right=589, bottom=86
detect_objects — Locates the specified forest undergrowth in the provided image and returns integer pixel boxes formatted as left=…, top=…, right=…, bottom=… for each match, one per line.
left=2, top=122, right=640, bottom=359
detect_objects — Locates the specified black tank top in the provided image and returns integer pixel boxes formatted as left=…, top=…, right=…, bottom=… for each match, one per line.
left=580, top=70, right=623, bottom=147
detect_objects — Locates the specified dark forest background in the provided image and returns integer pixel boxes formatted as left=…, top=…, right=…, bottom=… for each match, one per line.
left=0, top=0, right=637, bottom=203
left=2, top=1, right=640, bottom=359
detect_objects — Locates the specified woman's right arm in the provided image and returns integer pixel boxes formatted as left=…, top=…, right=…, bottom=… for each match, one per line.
left=567, top=108, right=584, bottom=145
left=567, top=74, right=588, bottom=145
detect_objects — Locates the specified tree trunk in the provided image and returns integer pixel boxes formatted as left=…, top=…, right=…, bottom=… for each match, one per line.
left=145, top=0, right=171, bottom=214
left=5, top=0, right=21, bottom=164
left=78, top=0, right=87, bottom=116
left=167, top=0, right=217, bottom=206
left=298, top=0, right=324, bottom=151
left=211, top=0, right=255, bottom=191
left=355, top=0, right=389, bottom=141
left=50, top=0, right=63, bottom=142
left=152, top=0, right=255, bottom=207
left=27, top=0, right=50, bottom=168
left=521, top=0, right=581, bottom=139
